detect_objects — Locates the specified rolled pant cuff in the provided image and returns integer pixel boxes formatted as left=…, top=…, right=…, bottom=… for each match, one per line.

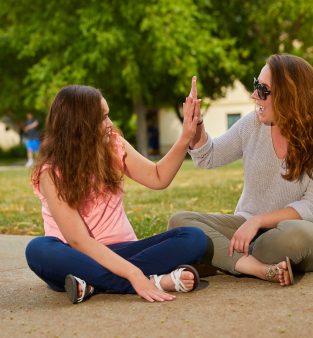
left=226, top=251, right=243, bottom=275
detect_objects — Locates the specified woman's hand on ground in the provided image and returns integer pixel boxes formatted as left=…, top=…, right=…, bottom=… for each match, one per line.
left=129, top=271, right=176, bottom=303
left=229, top=218, right=261, bottom=256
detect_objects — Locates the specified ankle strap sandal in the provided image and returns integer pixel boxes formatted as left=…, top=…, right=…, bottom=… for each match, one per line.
left=64, top=274, right=95, bottom=304
left=150, top=264, right=200, bottom=292
left=265, top=257, right=294, bottom=285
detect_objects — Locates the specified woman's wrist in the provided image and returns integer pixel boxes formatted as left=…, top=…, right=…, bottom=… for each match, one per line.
left=251, top=215, right=264, bottom=230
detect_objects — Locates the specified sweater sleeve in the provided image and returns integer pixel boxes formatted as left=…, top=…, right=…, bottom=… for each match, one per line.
left=287, top=178, right=313, bottom=222
left=188, top=112, right=255, bottom=168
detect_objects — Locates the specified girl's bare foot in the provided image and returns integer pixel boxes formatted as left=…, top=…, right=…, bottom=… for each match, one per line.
left=65, top=275, right=94, bottom=304
left=150, top=265, right=200, bottom=292
left=77, top=282, right=83, bottom=297
left=77, top=283, right=94, bottom=298
left=155, top=270, right=195, bottom=291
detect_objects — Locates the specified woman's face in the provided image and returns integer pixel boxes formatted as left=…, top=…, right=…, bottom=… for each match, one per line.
left=251, top=64, right=275, bottom=126
left=101, top=97, right=113, bottom=133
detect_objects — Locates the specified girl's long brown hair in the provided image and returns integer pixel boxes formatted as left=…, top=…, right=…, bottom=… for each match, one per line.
left=267, top=54, right=313, bottom=181
left=32, top=85, right=123, bottom=209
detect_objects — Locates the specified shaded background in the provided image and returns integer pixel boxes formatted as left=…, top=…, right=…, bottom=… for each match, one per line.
left=1, top=0, right=313, bottom=155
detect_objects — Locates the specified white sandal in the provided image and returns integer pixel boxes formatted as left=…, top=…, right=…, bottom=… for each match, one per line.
left=64, top=274, right=95, bottom=304
left=150, top=264, right=200, bottom=293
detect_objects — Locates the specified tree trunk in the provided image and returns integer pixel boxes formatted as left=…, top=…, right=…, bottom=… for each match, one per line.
left=175, top=102, right=183, bottom=123
left=134, top=99, right=148, bottom=156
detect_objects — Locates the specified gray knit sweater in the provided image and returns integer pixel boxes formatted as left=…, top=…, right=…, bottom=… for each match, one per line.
left=188, top=112, right=313, bottom=222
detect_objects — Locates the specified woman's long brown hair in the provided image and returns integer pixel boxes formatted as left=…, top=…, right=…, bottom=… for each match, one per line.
left=32, top=85, right=123, bottom=209
left=267, top=54, right=313, bottom=181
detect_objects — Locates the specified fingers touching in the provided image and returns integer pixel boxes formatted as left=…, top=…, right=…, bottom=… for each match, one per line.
left=189, top=76, right=197, bottom=99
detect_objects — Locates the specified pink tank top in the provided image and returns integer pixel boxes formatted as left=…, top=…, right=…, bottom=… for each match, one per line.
left=33, top=133, right=137, bottom=245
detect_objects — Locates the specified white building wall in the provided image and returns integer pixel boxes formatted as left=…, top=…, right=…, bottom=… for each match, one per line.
left=0, top=122, right=20, bottom=150
left=159, top=81, right=255, bottom=154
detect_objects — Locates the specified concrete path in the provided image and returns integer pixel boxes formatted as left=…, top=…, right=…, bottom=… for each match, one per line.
left=1, top=234, right=313, bottom=338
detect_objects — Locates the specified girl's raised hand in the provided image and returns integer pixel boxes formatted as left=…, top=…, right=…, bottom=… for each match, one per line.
left=189, top=75, right=198, bottom=99
left=189, top=76, right=201, bottom=122
left=181, top=76, right=201, bottom=142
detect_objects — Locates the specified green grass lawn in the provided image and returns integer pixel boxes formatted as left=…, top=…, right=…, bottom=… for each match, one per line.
left=0, top=160, right=243, bottom=238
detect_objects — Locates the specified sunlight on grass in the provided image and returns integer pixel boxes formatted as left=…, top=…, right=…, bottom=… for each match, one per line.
left=0, top=160, right=243, bottom=238
left=0, top=168, right=42, bottom=235
left=124, top=160, right=243, bottom=237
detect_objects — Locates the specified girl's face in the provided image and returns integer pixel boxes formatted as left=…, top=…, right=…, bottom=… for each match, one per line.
left=101, top=97, right=113, bottom=132
left=251, top=64, right=275, bottom=126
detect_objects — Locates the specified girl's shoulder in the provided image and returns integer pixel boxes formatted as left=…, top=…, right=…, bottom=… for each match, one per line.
left=31, top=163, right=55, bottom=201
left=31, top=164, right=48, bottom=201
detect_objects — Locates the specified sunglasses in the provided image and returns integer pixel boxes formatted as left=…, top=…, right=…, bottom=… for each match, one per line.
left=253, top=77, right=271, bottom=100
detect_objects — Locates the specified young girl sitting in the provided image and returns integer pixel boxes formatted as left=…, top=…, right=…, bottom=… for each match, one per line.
left=25, top=82, right=207, bottom=304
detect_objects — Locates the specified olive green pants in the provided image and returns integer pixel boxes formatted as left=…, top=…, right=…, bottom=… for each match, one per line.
left=168, top=211, right=313, bottom=274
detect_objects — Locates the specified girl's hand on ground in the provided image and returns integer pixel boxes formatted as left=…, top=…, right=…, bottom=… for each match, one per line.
left=129, top=272, right=176, bottom=303
left=229, top=219, right=260, bottom=256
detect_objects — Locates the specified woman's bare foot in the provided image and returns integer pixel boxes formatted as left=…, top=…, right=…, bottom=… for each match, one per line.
left=235, top=255, right=294, bottom=287
left=264, top=261, right=292, bottom=286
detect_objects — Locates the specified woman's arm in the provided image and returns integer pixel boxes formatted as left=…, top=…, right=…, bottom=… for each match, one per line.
left=123, top=96, right=199, bottom=189
left=229, top=174, right=313, bottom=256
left=187, top=77, right=244, bottom=167
left=229, top=207, right=301, bottom=256
left=287, top=178, right=313, bottom=222
left=189, top=121, right=208, bottom=150
left=40, top=171, right=174, bottom=302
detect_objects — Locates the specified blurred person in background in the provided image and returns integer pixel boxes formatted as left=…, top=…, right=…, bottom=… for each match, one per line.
left=24, top=112, right=41, bottom=167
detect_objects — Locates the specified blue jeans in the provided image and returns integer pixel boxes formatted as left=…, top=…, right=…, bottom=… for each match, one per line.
left=25, top=227, right=207, bottom=294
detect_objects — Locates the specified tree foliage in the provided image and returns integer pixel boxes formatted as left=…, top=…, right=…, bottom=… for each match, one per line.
left=211, top=0, right=313, bottom=88
left=1, top=0, right=312, bottom=152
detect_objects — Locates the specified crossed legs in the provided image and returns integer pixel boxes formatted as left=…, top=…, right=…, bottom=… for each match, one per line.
left=168, top=212, right=313, bottom=285
left=25, top=227, right=207, bottom=294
